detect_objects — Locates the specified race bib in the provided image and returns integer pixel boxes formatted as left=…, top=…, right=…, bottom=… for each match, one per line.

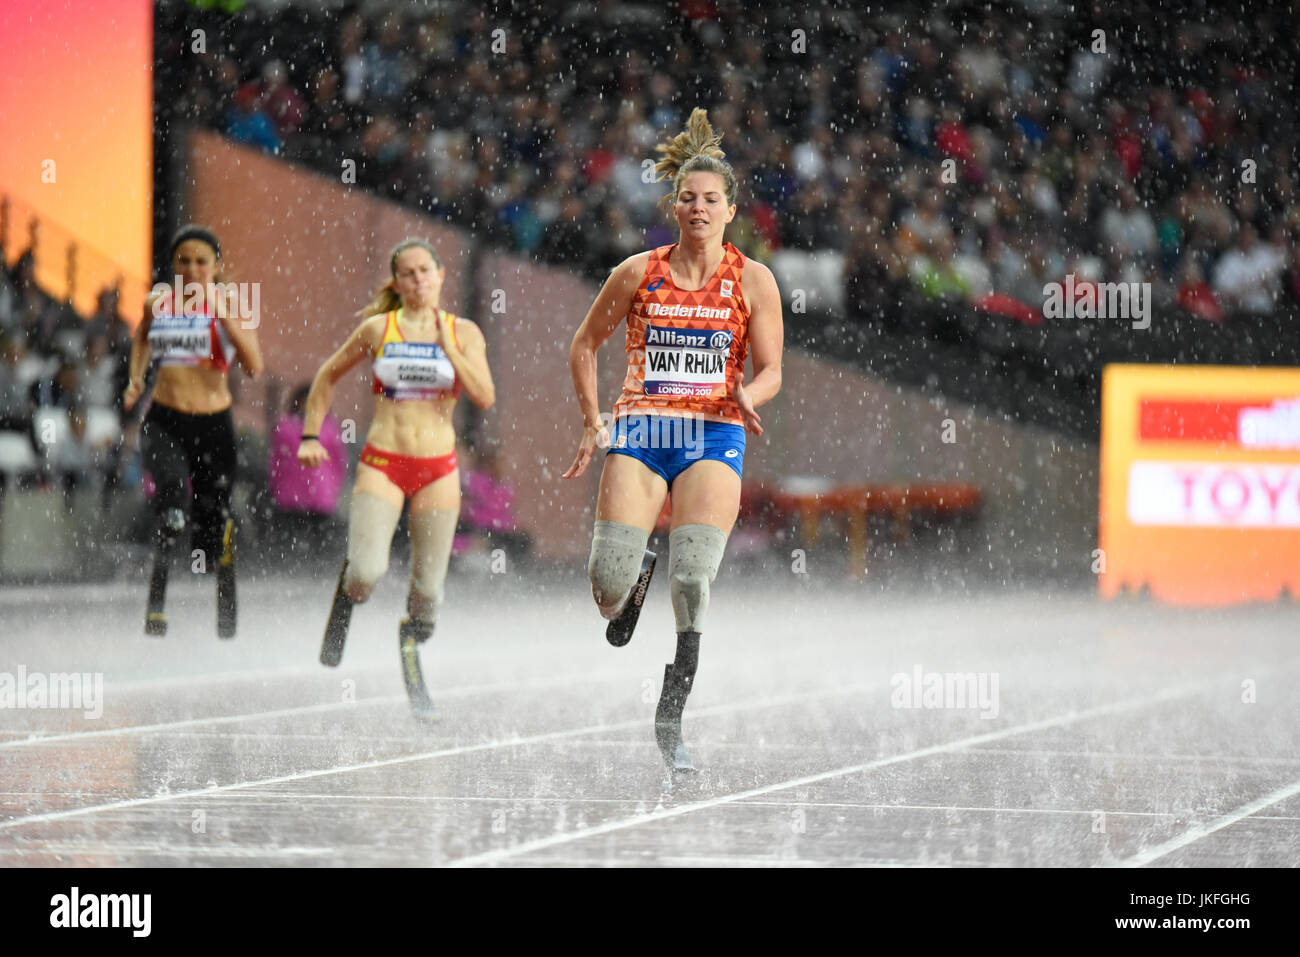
left=643, top=324, right=731, bottom=397
left=148, top=313, right=213, bottom=366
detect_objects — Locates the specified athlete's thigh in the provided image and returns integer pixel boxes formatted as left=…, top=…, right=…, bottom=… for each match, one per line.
left=595, top=452, right=669, bottom=532
left=408, top=467, right=460, bottom=514
left=354, top=461, right=407, bottom=509
left=668, top=459, right=741, bottom=534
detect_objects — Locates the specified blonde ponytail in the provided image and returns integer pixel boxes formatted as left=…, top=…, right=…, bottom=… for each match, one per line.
left=357, top=280, right=402, bottom=318
left=653, top=108, right=738, bottom=214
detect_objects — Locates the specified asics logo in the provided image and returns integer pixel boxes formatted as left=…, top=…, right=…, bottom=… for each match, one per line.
left=647, top=277, right=665, bottom=292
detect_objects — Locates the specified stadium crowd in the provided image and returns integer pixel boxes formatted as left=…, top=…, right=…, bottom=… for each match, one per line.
left=155, top=0, right=1300, bottom=324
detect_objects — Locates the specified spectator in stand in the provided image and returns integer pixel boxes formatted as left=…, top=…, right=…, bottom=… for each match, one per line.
left=81, top=334, right=119, bottom=409
left=364, top=14, right=413, bottom=105
left=259, top=60, right=306, bottom=140
left=1213, top=224, right=1287, bottom=314
left=1175, top=256, right=1222, bottom=321
left=538, top=194, right=591, bottom=269
left=910, top=233, right=971, bottom=302
left=0, top=264, right=17, bottom=335
left=268, top=383, right=346, bottom=559
left=226, top=84, right=281, bottom=155
left=1285, top=241, right=1300, bottom=307
left=0, top=334, right=38, bottom=438
left=1100, top=184, right=1158, bottom=267
left=844, top=217, right=910, bottom=327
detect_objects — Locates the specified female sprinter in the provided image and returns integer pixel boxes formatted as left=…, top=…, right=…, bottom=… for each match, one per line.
left=299, top=239, right=494, bottom=717
left=563, top=109, right=783, bottom=771
left=124, top=225, right=264, bottom=638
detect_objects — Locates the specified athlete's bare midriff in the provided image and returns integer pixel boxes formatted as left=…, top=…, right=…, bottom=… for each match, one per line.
left=151, top=366, right=234, bottom=415
left=365, top=395, right=457, bottom=457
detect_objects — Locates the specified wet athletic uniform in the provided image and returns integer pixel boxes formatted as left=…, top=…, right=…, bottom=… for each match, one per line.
left=141, top=294, right=237, bottom=560
left=361, top=309, right=460, bottom=495
left=609, top=242, right=749, bottom=485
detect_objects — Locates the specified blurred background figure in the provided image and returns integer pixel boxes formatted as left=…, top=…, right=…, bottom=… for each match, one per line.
left=266, top=382, right=346, bottom=561
left=455, top=444, right=530, bottom=565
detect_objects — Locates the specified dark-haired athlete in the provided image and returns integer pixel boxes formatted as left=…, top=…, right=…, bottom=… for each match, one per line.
left=125, top=225, right=263, bottom=638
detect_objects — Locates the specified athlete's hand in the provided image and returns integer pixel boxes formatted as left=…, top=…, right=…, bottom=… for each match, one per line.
left=123, top=379, right=144, bottom=411
left=298, top=438, right=329, bottom=468
left=437, top=308, right=457, bottom=352
left=733, top=372, right=763, bottom=436
left=562, top=421, right=609, bottom=479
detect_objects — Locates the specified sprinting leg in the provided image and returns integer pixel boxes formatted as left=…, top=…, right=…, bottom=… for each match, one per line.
left=654, top=460, right=739, bottom=771
left=189, top=411, right=238, bottom=638
left=590, top=452, right=666, bottom=646
left=141, top=410, right=190, bottom=636
left=398, top=468, right=459, bottom=717
left=321, top=465, right=403, bottom=665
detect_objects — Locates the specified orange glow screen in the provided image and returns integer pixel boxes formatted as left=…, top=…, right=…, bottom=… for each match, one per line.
left=1099, top=364, right=1300, bottom=605
left=0, top=0, right=152, bottom=321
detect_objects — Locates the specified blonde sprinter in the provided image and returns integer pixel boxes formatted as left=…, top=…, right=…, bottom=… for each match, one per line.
left=564, top=109, right=783, bottom=770
left=300, top=239, right=493, bottom=711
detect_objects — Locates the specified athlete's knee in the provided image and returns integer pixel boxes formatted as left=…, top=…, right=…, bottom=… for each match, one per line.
left=407, top=508, right=456, bottom=621
left=343, top=555, right=386, bottom=603
left=344, top=494, right=401, bottom=604
left=588, top=520, right=650, bottom=617
left=668, top=524, right=728, bottom=633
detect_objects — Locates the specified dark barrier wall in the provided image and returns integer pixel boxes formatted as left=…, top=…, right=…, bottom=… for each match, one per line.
left=185, top=131, right=1097, bottom=567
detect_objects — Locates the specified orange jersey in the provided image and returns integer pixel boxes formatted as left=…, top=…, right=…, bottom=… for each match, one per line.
left=613, top=242, right=750, bottom=425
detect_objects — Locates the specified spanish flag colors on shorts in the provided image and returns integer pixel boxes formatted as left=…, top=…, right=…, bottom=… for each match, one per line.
left=613, top=242, right=750, bottom=426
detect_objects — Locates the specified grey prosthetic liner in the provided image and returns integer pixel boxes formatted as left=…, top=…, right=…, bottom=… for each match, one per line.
left=322, top=492, right=403, bottom=666
left=405, top=507, right=458, bottom=643
left=657, top=524, right=728, bottom=771
left=343, top=492, right=404, bottom=602
left=667, top=524, right=728, bottom=634
left=588, top=520, right=651, bottom=619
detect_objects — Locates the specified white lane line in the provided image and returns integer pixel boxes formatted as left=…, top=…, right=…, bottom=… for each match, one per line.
left=1121, top=775, right=1300, bottom=867
left=0, top=669, right=633, bottom=749
left=449, top=679, right=1220, bottom=867
left=0, top=682, right=873, bottom=832
left=963, top=747, right=1300, bottom=767
left=735, top=800, right=1179, bottom=819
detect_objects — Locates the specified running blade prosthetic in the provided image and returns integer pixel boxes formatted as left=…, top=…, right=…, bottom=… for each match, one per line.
left=654, top=663, right=696, bottom=772
left=216, top=519, right=236, bottom=639
left=320, top=560, right=354, bottom=667
left=606, top=549, right=656, bottom=647
left=399, top=617, right=436, bottom=719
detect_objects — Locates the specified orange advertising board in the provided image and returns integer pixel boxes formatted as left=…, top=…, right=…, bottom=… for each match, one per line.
left=1099, top=364, right=1300, bottom=605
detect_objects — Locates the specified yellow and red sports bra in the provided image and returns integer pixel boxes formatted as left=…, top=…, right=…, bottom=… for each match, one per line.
left=371, top=309, right=461, bottom=401
left=613, top=242, right=750, bottom=425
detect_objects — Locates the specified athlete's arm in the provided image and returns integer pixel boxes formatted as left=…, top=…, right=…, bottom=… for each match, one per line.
left=299, top=316, right=380, bottom=467
left=562, top=253, right=647, bottom=480
left=735, top=259, right=784, bottom=435
left=441, top=315, right=494, bottom=410
left=123, top=294, right=159, bottom=411
left=216, top=306, right=265, bottom=378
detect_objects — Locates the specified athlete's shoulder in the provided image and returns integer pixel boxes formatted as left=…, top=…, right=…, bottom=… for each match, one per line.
left=740, top=255, right=777, bottom=288
left=450, top=315, right=485, bottom=344
left=356, top=311, right=391, bottom=347
left=606, top=250, right=656, bottom=289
